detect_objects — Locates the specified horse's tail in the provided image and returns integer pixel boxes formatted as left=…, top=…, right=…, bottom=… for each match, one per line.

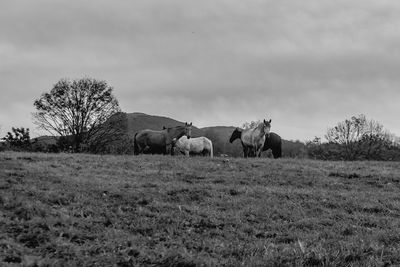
left=133, top=132, right=139, bottom=155
left=207, top=138, right=213, bottom=158
left=209, top=141, right=213, bottom=158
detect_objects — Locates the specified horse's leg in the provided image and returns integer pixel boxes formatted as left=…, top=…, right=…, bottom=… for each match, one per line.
left=274, top=146, right=282, bottom=158
left=249, top=148, right=254, bottom=157
left=254, top=145, right=259, bottom=157
left=248, top=146, right=254, bottom=157
left=272, top=148, right=277, bottom=158
left=257, top=146, right=262, bottom=157
left=164, top=144, right=170, bottom=155
left=143, top=146, right=151, bottom=154
left=137, top=144, right=145, bottom=154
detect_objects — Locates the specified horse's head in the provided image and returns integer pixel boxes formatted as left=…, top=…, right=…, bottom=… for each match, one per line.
left=185, top=122, right=192, bottom=139
left=262, top=119, right=272, bottom=135
left=229, top=127, right=242, bottom=143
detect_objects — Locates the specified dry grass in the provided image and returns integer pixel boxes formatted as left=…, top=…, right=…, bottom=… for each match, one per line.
left=1, top=151, right=400, bottom=266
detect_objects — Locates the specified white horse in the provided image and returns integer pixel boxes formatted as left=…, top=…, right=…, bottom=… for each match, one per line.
left=229, top=119, right=271, bottom=157
left=173, top=136, right=213, bottom=157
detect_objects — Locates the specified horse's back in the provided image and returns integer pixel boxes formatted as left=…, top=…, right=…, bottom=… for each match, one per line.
left=240, top=129, right=253, bottom=145
left=137, top=129, right=162, bottom=136
left=188, top=137, right=207, bottom=153
left=263, top=132, right=281, bottom=149
left=176, top=136, right=213, bottom=156
left=136, top=129, right=165, bottom=145
left=241, top=128, right=265, bottom=146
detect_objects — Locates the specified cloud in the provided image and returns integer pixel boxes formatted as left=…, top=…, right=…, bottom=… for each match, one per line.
left=0, top=0, right=399, bottom=140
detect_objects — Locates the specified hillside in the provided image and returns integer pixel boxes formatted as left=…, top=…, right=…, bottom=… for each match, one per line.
left=124, top=112, right=204, bottom=137
left=30, top=135, right=57, bottom=146
left=202, top=126, right=237, bottom=141
left=1, top=152, right=400, bottom=266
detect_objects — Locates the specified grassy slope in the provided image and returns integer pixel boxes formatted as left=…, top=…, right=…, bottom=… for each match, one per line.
left=1, top=152, right=400, bottom=266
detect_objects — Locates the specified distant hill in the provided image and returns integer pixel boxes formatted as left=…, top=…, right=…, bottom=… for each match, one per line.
left=31, top=136, right=58, bottom=146
left=29, top=136, right=61, bottom=152
left=201, top=126, right=237, bottom=143
left=124, top=112, right=204, bottom=137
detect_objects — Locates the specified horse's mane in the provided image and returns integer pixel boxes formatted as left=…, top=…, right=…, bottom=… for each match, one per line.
left=256, top=122, right=265, bottom=130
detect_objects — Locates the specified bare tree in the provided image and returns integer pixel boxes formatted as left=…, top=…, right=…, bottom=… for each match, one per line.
left=325, top=114, right=391, bottom=160
left=242, top=120, right=261, bottom=129
left=33, top=78, right=121, bottom=151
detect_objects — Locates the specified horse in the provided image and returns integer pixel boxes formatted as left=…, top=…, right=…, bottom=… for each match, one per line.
left=263, top=132, right=282, bottom=158
left=230, top=128, right=282, bottom=158
left=229, top=119, right=271, bottom=157
left=173, top=136, right=213, bottom=157
left=134, top=122, right=192, bottom=155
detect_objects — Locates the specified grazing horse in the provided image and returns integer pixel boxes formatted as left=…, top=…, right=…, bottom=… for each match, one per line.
left=230, top=128, right=282, bottom=158
left=173, top=136, right=213, bottom=157
left=134, top=123, right=192, bottom=155
left=229, top=120, right=271, bottom=158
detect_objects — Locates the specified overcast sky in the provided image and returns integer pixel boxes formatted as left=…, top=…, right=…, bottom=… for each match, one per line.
left=1, top=0, right=399, bottom=141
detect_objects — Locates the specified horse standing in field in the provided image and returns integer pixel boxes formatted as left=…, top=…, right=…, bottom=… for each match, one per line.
left=263, top=132, right=282, bottom=158
left=173, top=136, right=213, bottom=157
left=229, top=119, right=271, bottom=158
left=134, top=123, right=192, bottom=155
left=230, top=128, right=282, bottom=158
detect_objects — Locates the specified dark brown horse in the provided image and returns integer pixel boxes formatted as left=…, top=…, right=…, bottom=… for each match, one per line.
left=134, top=123, right=192, bottom=155
left=230, top=127, right=282, bottom=158
left=262, top=132, right=282, bottom=158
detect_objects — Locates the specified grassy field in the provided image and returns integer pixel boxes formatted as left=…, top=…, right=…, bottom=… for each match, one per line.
left=1, top=152, right=400, bottom=266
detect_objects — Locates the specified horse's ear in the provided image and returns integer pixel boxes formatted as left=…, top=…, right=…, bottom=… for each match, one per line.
left=269, top=119, right=272, bottom=123
left=263, top=119, right=266, bottom=124
left=189, top=122, right=192, bottom=126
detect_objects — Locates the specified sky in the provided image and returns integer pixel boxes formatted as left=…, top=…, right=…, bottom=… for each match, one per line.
left=1, top=0, right=399, bottom=141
